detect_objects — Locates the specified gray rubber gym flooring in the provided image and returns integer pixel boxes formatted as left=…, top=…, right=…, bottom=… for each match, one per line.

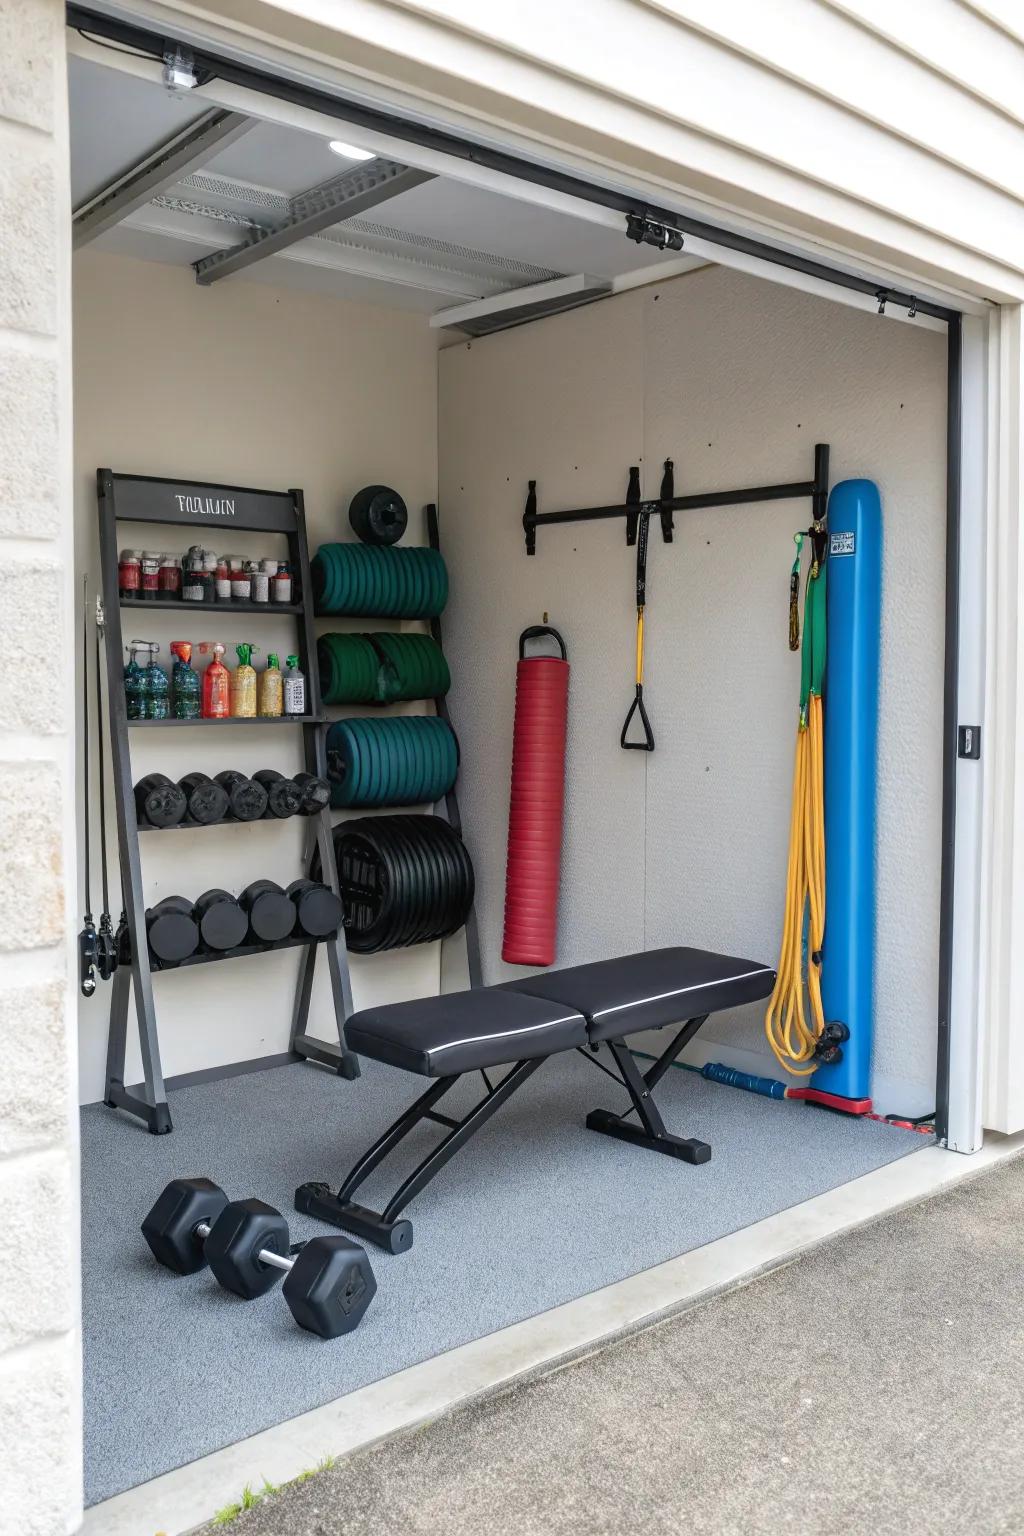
left=81, top=1053, right=928, bottom=1505
left=195, top=1148, right=1024, bottom=1536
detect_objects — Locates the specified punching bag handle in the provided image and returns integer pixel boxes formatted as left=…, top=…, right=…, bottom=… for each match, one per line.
left=519, top=625, right=567, bottom=661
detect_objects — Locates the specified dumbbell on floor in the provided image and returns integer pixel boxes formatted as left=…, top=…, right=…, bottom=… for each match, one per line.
left=141, top=1178, right=376, bottom=1339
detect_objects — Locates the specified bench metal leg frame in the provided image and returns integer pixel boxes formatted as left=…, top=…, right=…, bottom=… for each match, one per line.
left=585, top=1015, right=712, bottom=1164
left=296, top=1057, right=543, bottom=1253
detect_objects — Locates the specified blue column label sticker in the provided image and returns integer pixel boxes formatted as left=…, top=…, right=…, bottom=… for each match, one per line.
left=830, top=531, right=855, bottom=557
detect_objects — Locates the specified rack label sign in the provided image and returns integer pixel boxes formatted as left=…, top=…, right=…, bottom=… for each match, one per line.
left=830, top=531, right=855, bottom=557
left=174, top=494, right=236, bottom=518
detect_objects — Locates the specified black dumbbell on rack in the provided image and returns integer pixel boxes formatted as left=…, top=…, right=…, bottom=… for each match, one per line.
left=141, top=1177, right=376, bottom=1339
left=253, top=768, right=303, bottom=819
left=193, top=888, right=248, bottom=951
left=240, top=879, right=296, bottom=942
left=214, top=770, right=269, bottom=822
left=288, top=879, right=344, bottom=938
left=146, top=896, right=200, bottom=963
left=178, top=771, right=231, bottom=825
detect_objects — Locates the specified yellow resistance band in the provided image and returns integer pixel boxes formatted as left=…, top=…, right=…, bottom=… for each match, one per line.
left=635, top=607, right=645, bottom=685
left=765, top=558, right=827, bottom=1075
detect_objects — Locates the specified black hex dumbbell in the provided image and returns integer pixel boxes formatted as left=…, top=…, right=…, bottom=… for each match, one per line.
left=141, top=1178, right=376, bottom=1340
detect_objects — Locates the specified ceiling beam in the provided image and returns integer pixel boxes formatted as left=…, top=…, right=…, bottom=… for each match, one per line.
left=193, top=159, right=433, bottom=285
left=72, top=108, right=254, bottom=249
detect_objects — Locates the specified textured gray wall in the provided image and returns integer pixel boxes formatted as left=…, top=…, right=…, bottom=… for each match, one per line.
left=439, top=267, right=946, bottom=1113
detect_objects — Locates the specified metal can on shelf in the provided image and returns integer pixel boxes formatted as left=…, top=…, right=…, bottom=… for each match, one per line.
left=250, top=560, right=270, bottom=604
left=158, top=555, right=181, bottom=598
left=272, top=561, right=292, bottom=603
left=182, top=546, right=207, bottom=603
left=118, top=549, right=141, bottom=600
left=140, top=550, right=162, bottom=601
left=229, top=557, right=251, bottom=603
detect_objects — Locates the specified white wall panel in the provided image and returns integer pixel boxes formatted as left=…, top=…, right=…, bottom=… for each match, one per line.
left=440, top=267, right=947, bottom=1113
left=439, top=294, right=648, bottom=978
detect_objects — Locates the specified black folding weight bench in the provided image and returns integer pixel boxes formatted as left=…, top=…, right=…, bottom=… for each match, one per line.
left=296, top=946, right=775, bottom=1252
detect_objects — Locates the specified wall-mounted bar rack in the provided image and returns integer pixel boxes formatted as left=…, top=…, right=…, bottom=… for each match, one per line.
left=96, top=469, right=360, bottom=1135
left=523, top=443, right=830, bottom=553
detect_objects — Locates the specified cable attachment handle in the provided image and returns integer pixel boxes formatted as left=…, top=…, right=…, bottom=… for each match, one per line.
left=519, top=625, right=567, bottom=661
left=621, top=512, right=655, bottom=751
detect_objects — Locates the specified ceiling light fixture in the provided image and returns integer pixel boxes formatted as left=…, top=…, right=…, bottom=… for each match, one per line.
left=328, top=140, right=376, bottom=162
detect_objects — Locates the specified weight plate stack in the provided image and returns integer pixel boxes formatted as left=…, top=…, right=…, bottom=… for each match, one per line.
left=325, top=716, right=459, bottom=808
left=313, top=813, right=474, bottom=953
left=311, top=543, right=448, bottom=619
left=371, top=633, right=450, bottom=703
left=317, top=634, right=381, bottom=704
left=318, top=632, right=451, bottom=705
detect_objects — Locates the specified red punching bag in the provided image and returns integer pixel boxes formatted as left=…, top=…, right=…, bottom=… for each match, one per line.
left=502, top=626, right=569, bottom=967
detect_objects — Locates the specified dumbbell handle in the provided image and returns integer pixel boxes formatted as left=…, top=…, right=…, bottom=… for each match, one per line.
left=195, top=1220, right=295, bottom=1274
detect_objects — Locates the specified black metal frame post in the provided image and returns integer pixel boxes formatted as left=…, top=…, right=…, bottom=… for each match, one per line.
left=96, top=470, right=358, bottom=1134
left=296, top=1057, right=543, bottom=1252
left=426, top=502, right=483, bottom=989
left=584, top=1016, right=711, bottom=1163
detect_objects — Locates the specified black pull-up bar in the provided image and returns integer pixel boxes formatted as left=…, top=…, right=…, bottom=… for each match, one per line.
left=523, top=443, right=830, bottom=553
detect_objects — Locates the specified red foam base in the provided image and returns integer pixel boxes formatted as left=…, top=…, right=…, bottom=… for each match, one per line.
left=787, top=1087, right=873, bottom=1115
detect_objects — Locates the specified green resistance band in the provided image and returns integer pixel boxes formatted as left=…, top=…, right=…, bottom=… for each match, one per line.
left=799, top=558, right=827, bottom=724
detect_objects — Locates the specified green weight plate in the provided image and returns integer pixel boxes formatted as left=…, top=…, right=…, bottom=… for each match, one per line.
left=345, top=721, right=372, bottom=808
left=382, top=549, right=401, bottom=619
left=369, top=717, right=392, bottom=806
left=382, top=717, right=408, bottom=807
left=421, top=718, right=443, bottom=802
left=395, top=715, right=427, bottom=804
left=391, top=716, right=419, bottom=804
left=360, top=719, right=383, bottom=805
left=352, top=718, right=378, bottom=807
left=325, top=547, right=345, bottom=615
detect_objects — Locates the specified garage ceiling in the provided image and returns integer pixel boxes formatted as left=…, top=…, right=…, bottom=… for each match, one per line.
left=68, top=52, right=705, bottom=324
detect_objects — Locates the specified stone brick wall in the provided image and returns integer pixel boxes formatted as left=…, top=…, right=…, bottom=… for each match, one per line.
left=0, top=3, right=82, bottom=1532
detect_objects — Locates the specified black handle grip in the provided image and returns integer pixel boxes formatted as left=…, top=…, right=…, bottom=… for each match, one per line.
left=620, top=686, right=655, bottom=751
left=519, top=625, right=567, bottom=661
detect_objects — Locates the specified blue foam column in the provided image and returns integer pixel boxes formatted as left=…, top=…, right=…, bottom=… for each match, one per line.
left=814, top=479, right=882, bottom=1104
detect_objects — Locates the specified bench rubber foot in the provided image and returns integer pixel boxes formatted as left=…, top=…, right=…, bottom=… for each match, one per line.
left=586, top=1109, right=711, bottom=1164
left=295, top=1181, right=413, bottom=1254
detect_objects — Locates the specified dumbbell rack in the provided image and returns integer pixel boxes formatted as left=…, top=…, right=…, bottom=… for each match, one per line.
left=96, top=470, right=360, bottom=1135
left=289, top=502, right=483, bottom=1042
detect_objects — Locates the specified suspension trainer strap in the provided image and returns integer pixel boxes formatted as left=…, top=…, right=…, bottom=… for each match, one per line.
left=621, top=510, right=655, bottom=751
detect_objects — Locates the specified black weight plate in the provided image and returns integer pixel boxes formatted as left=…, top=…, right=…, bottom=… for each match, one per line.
left=336, top=823, right=391, bottom=950
left=418, top=819, right=461, bottom=944
left=349, top=485, right=408, bottom=547
left=384, top=815, right=434, bottom=949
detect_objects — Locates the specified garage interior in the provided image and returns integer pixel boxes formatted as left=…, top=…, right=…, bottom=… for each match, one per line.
left=69, top=33, right=947, bottom=1512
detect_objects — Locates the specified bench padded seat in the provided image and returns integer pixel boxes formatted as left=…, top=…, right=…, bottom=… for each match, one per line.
left=505, top=946, right=775, bottom=1042
left=345, top=987, right=587, bottom=1076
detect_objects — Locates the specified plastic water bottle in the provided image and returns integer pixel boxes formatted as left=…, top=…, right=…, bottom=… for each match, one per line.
left=283, top=654, right=306, bottom=717
left=170, top=640, right=200, bottom=720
